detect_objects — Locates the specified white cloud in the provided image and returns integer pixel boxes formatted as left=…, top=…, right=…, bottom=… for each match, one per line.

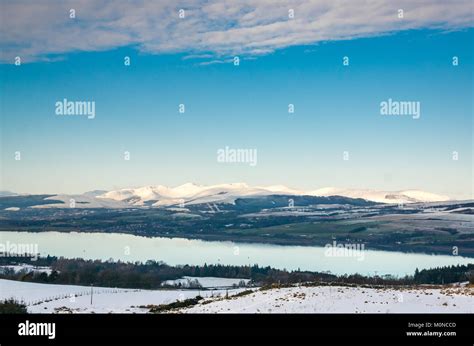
left=0, top=0, right=472, bottom=63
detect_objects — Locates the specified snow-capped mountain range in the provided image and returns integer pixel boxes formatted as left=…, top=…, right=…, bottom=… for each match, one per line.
left=7, top=183, right=452, bottom=209
left=97, top=183, right=303, bottom=207
left=94, top=183, right=450, bottom=207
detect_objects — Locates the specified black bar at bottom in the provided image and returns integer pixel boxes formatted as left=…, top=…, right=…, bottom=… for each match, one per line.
left=0, top=313, right=472, bottom=345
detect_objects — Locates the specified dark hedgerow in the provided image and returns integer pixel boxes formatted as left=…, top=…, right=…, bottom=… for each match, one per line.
left=147, top=296, right=204, bottom=313
left=0, top=298, right=28, bottom=314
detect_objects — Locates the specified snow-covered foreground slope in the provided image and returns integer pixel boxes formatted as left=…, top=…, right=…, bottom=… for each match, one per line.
left=0, top=279, right=238, bottom=313
left=2, top=279, right=472, bottom=313
left=181, top=285, right=474, bottom=314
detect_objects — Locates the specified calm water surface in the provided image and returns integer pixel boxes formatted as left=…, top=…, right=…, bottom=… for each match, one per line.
left=1, top=231, right=472, bottom=276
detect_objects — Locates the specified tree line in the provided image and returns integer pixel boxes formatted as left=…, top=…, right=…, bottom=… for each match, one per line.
left=1, top=256, right=472, bottom=289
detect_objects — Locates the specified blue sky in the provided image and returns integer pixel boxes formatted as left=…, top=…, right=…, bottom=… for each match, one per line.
left=0, top=1, right=473, bottom=198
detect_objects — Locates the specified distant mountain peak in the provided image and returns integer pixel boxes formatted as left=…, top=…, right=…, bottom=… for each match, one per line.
left=96, top=183, right=450, bottom=207
left=3, top=184, right=450, bottom=209
left=0, top=190, right=18, bottom=197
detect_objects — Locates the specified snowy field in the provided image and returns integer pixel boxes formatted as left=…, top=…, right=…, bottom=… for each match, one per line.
left=0, top=279, right=239, bottom=313
left=1, top=279, right=473, bottom=314
left=0, top=264, right=52, bottom=275
left=162, top=276, right=250, bottom=288
left=181, top=285, right=474, bottom=313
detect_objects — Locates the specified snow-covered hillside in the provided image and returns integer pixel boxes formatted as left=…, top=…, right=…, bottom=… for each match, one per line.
left=0, top=279, right=240, bottom=313
left=182, top=284, right=474, bottom=313
left=4, top=183, right=452, bottom=209
left=309, top=187, right=450, bottom=204
left=2, top=279, right=471, bottom=314
left=97, top=183, right=450, bottom=207
left=0, top=264, right=52, bottom=275
left=33, top=194, right=130, bottom=209
left=162, top=276, right=250, bottom=288
left=97, top=183, right=297, bottom=207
